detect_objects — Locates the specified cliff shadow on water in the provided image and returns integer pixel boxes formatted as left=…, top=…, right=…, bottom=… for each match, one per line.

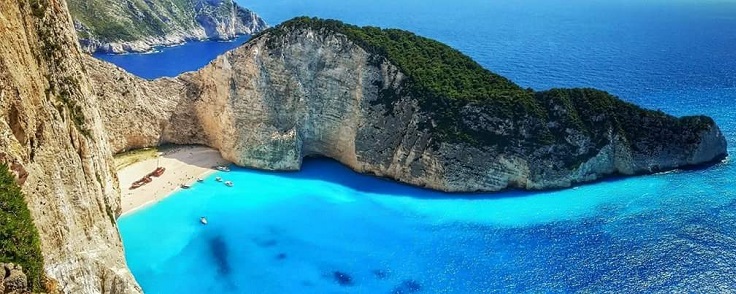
left=233, top=155, right=730, bottom=201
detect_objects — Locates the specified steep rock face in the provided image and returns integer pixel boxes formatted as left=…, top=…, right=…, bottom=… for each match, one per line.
left=69, top=0, right=267, bottom=53
left=87, top=23, right=728, bottom=192
left=0, top=0, right=139, bottom=293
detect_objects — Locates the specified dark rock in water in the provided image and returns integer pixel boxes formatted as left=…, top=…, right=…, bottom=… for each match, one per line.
left=209, top=236, right=231, bottom=275
left=255, top=239, right=278, bottom=248
left=372, top=269, right=389, bottom=279
left=392, top=280, right=422, bottom=293
left=275, top=253, right=287, bottom=260
left=301, top=280, right=314, bottom=287
left=333, top=271, right=353, bottom=286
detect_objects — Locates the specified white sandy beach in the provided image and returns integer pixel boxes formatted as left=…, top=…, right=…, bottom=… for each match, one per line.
left=117, top=146, right=230, bottom=215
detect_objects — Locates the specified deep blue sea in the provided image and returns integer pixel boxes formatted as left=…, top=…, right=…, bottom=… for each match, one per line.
left=113, top=0, right=736, bottom=292
left=93, top=35, right=250, bottom=79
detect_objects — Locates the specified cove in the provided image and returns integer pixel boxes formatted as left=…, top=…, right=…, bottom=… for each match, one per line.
left=113, top=0, right=736, bottom=292
left=93, top=35, right=250, bottom=80
left=118, top=157, right=735, bottom=293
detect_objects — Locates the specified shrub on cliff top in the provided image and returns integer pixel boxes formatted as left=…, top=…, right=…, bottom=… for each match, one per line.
left=265, top=17, right=540, bottom=112
left=0, top=164, right=45, bottom=291
left=258, top=17, right=715, bottom=154
left=261, top=17, right=546, bottom=144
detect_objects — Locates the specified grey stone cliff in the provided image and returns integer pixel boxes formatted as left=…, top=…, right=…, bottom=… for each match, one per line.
left=86, top=26, right=728, bottom=193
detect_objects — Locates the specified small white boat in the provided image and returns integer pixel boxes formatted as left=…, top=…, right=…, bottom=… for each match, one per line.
left=197, top=178, right=204, bottom=183
left=224, top=181, right=234, bottom=187
left=200, top=217, right=208, bottom=225
left=180, top=184, right=191, bottom=189
left=216, top=166, right=231, bottom=172
left=215, top=177, right=223, bottom=182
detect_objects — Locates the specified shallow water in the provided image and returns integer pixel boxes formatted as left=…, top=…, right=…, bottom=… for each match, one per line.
left=115, top=0, right=736, bottom=292
left=119, top=158, right=736, bottom=293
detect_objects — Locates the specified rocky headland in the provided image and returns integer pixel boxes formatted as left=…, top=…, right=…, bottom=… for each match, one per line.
left=68, top=0, right=267, bottom=54
left=88, top=17, right=728, bottom=192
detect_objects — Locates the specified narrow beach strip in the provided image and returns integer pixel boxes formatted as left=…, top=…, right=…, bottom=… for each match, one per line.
left=116, top=145, right=230, bottom=215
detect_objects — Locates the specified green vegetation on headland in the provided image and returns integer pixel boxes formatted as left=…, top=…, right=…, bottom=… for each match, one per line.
left=533, top=88, right=714, bottom=167
left=0, top=164, right=45, bottom=291
left=68, top=0, right=264, bottom=43
left=69, top=0, right=214, bottom=42
left=261, top=17, right=543, bottom=144
left=264, top=18, right=533, bottom=103
left=260, top=17, right=714, bottom=159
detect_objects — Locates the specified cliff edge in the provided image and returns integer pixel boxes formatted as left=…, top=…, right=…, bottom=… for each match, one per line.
left=88, top=17, right=728, bottom=193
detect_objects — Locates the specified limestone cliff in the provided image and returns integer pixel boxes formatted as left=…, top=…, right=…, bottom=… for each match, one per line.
left=0, top=0, right=139, bottom=293
left=87, top=18, right=728, bottom=193
left=68, top=0, right=267, bottom=53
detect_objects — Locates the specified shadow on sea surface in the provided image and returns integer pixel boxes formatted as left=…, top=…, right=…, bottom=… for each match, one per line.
left=208, top=235, right=232, bottom=275
left=229, top=155, right=730, bottom=201
left=119, top=147, right=736, bottom=293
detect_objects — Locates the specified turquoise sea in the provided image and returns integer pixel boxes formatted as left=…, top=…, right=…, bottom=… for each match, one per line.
left=112, top=0, right=736, bottom=292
